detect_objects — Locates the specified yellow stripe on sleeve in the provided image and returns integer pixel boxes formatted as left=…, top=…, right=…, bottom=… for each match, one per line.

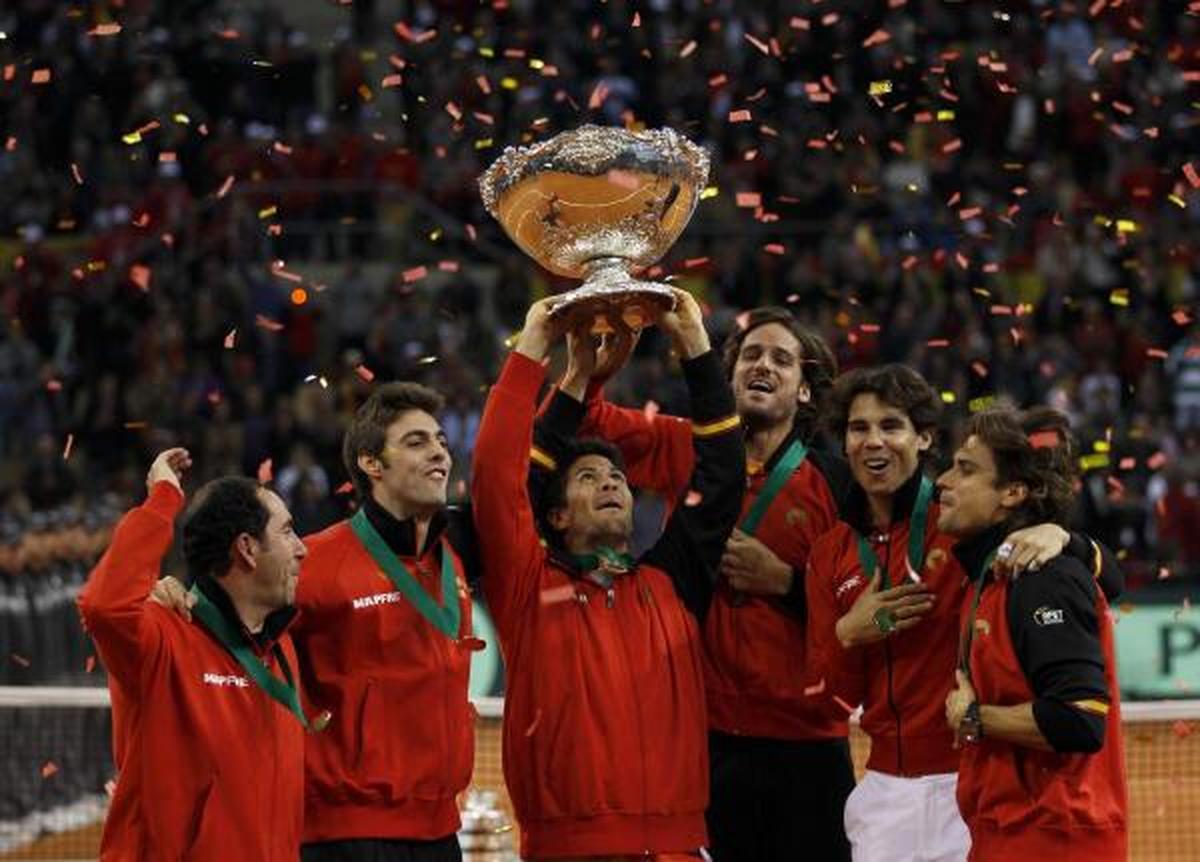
left=692, top=414, right=741, bottom=437
left=529, top=447, right=557, bottom=470
left=1090, top=539, right=1103, bottom=581
left=1071, top=699, right=1110, bottom=715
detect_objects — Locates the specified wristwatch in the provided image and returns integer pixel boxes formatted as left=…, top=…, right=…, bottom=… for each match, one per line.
left=959, top=701, right=983, bottom=744
left=872, top=607, right=897, bottom=635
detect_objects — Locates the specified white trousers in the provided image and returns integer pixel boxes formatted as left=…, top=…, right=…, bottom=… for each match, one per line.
left=844, top=770, right=970, bottom=862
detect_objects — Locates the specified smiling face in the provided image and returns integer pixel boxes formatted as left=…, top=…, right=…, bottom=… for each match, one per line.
left=248, top=488, right=307, bottom=610
left=845, top=392, right=932, bottom=502
left=549, top=454, right=634, bottom=552
left=936, top=434, right=1026, bottom=537
left=359, top=410, right=451, bottom=517
left=731, top=322, right=811, bottom=430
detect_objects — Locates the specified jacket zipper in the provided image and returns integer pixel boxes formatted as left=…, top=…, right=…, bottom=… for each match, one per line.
left=612, top=579, right=649, bottom=847
left=880, top=527, right=904, bottom=774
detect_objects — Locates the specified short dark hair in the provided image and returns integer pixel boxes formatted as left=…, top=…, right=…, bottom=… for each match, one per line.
left=827, top=364, right=942, bottom=444
left=967, top=405, right=1078, bottom=530
left=342, top=382, right=444, bottom=499
left=534, top=437, right=625, bottom=549
left=182, top=477, right=270, bottom=581
left=721, top=306, right=837, bottom=442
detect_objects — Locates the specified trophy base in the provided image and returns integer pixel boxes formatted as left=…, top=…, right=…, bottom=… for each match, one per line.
left=548, top=280, right=676, bottom=335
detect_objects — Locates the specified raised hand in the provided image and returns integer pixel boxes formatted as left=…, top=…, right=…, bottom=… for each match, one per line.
left=149, top=575, right=196, bottom=621
left=514, top=297, right=566, bottom=363
left=146, top=448, right=192, bottom=495
left=657, top=288, right=710, bottom=359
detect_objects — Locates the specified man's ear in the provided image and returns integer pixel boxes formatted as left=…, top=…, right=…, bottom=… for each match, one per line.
left=1000, top=482, right=1029, bottom=512
left=232, top=532, right=258, bottom=571
left=797, top=382, right=812, bottom=405
left=357, top=452, right=383, bottom=482
left=916, top=429, right=933, bottom=453
left=547, top=507, right=570, bottom=532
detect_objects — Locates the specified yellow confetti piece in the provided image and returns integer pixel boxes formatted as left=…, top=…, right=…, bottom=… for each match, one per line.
left=528, top=58, right=544, bottom=69
left=500, top=77, right=518, bottom=90
left=172, top=113, right=190, bottom=124
left=478, top=47, right=495, bottom=58
left=1169, top=194, right=1187, bottom=208
left=700, top=186, right=719, bottom=200
left=869, top=80, right=893, bottom=96
left=474, top=138, right=493, bottom=149
left=968, top=395, right=996, bottom=413
left=1079, top=454, right=1110, bottom=471
left=1093, top=215, right=1113, bottom=227
left=122, top=131, right=142, bottom=145
left=258, top=205, right=277, bottom=219
left=1109, top=289, right=1129, bottom=307
left=1116, top=219, right=1138, bottom=233
left=1093, top=440, right=1111, bottom=453
left=937, top=109, right=956, bottom=120
left=357, top=84, right=373, bottom=101
left=941, top=391, right=957, bottom=404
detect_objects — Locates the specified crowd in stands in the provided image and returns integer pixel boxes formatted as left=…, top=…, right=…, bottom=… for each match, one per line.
left=0, top=0, right=1198, bottom=592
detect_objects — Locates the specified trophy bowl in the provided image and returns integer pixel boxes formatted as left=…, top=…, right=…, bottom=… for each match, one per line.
left=479, top=124, right=710, bottom=333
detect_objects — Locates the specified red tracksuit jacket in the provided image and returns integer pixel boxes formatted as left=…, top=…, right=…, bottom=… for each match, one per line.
left=577, top=395, right=850, bottom=740
left=957, top=544, right=1128, bottom=860
left=293, top=508, right=474, bottom=842
left=472, top=351, right=744, bottom=859
left=806, top=474, right=967, bottom=775
left=78, top=482, right=305, bottom=861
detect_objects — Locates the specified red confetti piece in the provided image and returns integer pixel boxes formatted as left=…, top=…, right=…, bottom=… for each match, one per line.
left=10, top=653, right=30, bottom=668
left=1183, top=163, right=1200, bottom=189
left=728, top=109, right=752, bottom=123
left=88, top=23, right=122, bottom=37
left=403, top=266, right=428, bottom=283
left=45, top=379, right=62, bottom=392
left=62, top=434, right=74, bottom=461
left=679, top=40, right=697, bottom=58
left=736, top=192, right=761, bottom=208
left=804, top=678, right=826, bottom=696
left=85, top=655, right=96, bottom=673
left=862, top=29, right=891, bottom=48
left=763, top=243, right=785, bottom=255
left=41, top=761, right=59, bottom=779
left=257, top=459, right=274, bottom=484
left=445, top=102, right=462, bottom=121
left=1146, top=348, right=1168, bottom=360
left=1173, top=720, right=1193, bottom=739
left=683, top=257, right=709, bottom=268
left=684, top=490, right=703, bottom=507
left=790, top=17, right=810, bottom=30
left=942, top=138, right=963, bottom=154
left=926, top=339, right=950, bottom=348
left=216, top=175, right=235, bottom=198
left=255, top=314, right=284, bottom=332
left=1147, top=452, right=1167, bottom=470
left=587, top=82, right=610, bottom=110
left=642, top=400, right=660, bottom=420
left=475, top=75, right=491, bottom=94
left=1028, top=430, right=1060, bottom=449
left=540, top=585, right=576, bottom=605
left=336, top=481, right=354, bottom=495
left=223, top=329, right=237, bottom=349
left=959, top=207, right=982, bottom=221
left=632, top=12, right=641, bottom=26
left=354, top=364, right=375, bottom=383
left=31, top=69, right=51, bottom=84
left=129, top=264, right=151, bottom=291
left=744, top=33, right=770, bottom=55
left=438, top=260, right=460, bottom=272
left=70, top=163, right=83, bottom=185
left=524, top=708, right=543, bottom=737
left=832, top=695, right=856, bottom=715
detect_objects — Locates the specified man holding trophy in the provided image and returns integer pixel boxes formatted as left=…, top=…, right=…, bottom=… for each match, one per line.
left=474, top=126, right=747, bottom=859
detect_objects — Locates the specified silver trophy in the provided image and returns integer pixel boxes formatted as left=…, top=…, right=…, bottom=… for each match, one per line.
left=458, top=789, right=517, bottom=861
left=479, top=124, right=710, bottom=333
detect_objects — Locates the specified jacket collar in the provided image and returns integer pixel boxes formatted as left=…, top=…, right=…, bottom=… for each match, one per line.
left=194, top=572, right=297, bottom=653
left=747, top=427, right=802, bottom=476
left=363, top=495, right=448, bottom=558
left=844, top=468, right=928, bottom=536
left=952, top=520, right=1015, bottom=583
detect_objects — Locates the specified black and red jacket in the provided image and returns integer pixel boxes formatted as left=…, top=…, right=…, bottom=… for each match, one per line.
left=294, top=501, right=475, bottom=843
left=575, top=392, right=852, bottom=740
left=472, top=350, right=744, bottom=859
left=953, top=523, right=1128, bottom=861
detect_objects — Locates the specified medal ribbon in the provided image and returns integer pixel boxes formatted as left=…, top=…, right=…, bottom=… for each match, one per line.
left=854, top=475, right=934, bottom=588
left=739, top=439, right=808, bottom=536
left=348, top=509, right=461, bottom=639
left=189, top=584, right=315, bottom=729
left=957, top=550, right=998, bottom=684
